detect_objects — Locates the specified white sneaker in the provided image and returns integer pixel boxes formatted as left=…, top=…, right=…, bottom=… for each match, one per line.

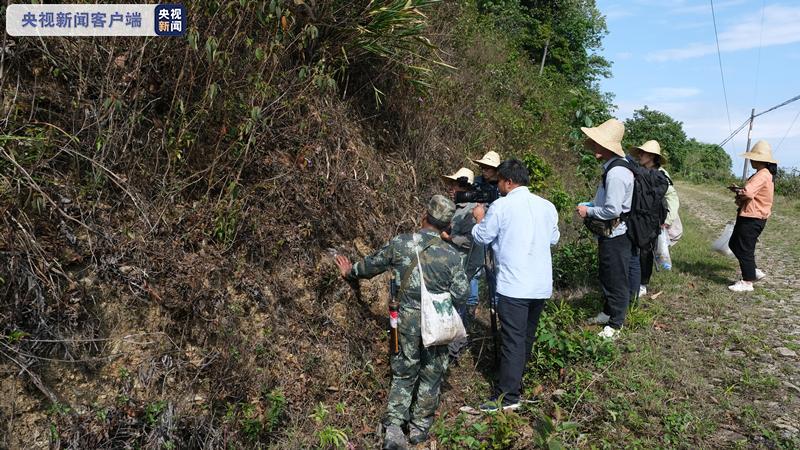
left=755, top=269, right=766, bottom=281
left=598, top=325, right=621, bottom=340
left=587, top=312, right=611, bottom=325
left=639, top=285, right=647, bottom=297
left=728, top=280, right=754, bottom=292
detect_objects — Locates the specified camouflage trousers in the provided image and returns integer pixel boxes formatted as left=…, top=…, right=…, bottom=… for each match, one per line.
left=386, top=331, right=449, bottom=432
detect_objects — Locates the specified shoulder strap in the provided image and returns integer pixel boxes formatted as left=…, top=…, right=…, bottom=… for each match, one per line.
left=398, top=235, right=436, bottom=295
left=602, top=158, right=634, bottom=188
left=659, top=168, right=674, bottom=185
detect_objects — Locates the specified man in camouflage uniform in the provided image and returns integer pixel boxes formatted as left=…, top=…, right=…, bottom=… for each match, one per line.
left=440, top=168, right=484, bottom=360
left=334, top=195, right=470, bottom=449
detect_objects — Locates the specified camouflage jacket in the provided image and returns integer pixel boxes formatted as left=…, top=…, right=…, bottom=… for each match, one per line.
left=448, top=202, right=484, bottom=279
left=347, top=229, right=469, bottom=336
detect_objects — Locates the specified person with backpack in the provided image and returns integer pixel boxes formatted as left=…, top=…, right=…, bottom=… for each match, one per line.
left=727, top=140, right=777, bottom=292
left=630, top=140, right=681, bottom=296
left=577, top=119, right=635, bottom=340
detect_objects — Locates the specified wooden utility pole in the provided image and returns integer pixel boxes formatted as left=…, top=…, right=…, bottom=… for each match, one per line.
left=742, top=108, right=755, bottom=182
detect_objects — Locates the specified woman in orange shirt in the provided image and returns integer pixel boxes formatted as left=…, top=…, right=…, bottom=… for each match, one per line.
left=728, top=140, right=778, bottom=293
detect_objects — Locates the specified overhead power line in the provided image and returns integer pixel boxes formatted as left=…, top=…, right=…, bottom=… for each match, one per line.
left=754, top=94, right=800, bottom=119
left=752, top=0, right=766, bottom=106
left=710, top=0, right=733, bottom=142
left=776, top=109, right=800, bottom=151
left=717, top=93, right=800, bottom=147
left=718, top=117, right=751, bottom=148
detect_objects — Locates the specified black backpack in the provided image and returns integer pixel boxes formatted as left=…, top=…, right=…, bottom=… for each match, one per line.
left=603, top=158, right=671, bottom=250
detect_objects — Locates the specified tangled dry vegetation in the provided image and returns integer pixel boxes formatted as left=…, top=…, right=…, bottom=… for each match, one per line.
left=0, top=1, right=466, bottom=447
left=1, top=1, right=594, bottom=448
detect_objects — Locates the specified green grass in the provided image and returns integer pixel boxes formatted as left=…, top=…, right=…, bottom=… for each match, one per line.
left=420, top=182, right=800, bottom=448
left=546, top=192, right=797, bottom=448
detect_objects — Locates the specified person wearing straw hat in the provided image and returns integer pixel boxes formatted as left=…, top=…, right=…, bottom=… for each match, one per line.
left=577, top=118, right=634, bottom=340
left=727, top=140, right=778, bottom=293
left=629, top=140, right=682, bottom=297
left=472, top=151, right=502, bottom=201
left=440, top=167, right=484, bottom=361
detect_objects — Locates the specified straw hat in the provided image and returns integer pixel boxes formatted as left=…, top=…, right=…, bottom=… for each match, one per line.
left=630, top=140, right=664, bottom=160
left=442, top=167, right=475, bottom=185
left=740, top=140, right=778, bottom=164
left=581, top=119, right=625, bottom=157
left=472, top=151, right=501, bottom=168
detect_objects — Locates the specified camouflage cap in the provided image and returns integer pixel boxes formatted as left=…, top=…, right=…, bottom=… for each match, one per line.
left=427, top=194, right=456, bottom=224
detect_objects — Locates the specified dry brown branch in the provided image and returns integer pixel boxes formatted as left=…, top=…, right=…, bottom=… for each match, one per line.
left=1, top=147, right=90, bottom=231
left=0, top=346, right=59, bottom=405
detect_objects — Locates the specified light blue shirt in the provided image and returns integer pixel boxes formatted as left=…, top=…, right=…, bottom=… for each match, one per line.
left=472, top=186, right=560, bottom=299
left=588, top=157, right=634, bottom=238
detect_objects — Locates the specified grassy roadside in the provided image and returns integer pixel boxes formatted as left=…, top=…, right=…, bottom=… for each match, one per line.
left=431, top=183, right=799, bottom=449
left=566, top=185, right=800, bottom=448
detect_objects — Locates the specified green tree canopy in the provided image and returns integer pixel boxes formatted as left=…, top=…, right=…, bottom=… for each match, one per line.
left=682, top=138, right=732, bottom=181
left=479, top=0, right=611, bottom=88
left=623, top=107, right=687, bottom=172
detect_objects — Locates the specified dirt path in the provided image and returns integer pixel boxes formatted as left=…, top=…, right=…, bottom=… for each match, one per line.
left=676, top=181, right=800, bottom=443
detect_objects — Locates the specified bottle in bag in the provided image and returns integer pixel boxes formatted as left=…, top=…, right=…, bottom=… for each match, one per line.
left=388, top=276, right=400, bottom=356
left=389, top=301, right=399, bottom=355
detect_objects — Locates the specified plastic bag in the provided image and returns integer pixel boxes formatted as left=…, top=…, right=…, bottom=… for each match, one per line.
left=654, top=228, right=672, bottom=270
left=712, top=221, right=735, bottom=257
left=417, top=247, right=466, bottom=348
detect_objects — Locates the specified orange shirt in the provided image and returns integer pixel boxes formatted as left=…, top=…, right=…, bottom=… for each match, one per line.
left=738, top=168, right=774, bottom=219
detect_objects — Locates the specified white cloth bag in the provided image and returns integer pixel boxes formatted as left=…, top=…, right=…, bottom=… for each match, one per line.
left=667, top=214, right=683, bottom=246
left=416, top=246, right=467, bottom=348
left=712, top=221, right=735, bottom=257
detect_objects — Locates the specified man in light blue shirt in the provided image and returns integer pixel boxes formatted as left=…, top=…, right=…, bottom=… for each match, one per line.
left=471, top=159, right=560, bottom=410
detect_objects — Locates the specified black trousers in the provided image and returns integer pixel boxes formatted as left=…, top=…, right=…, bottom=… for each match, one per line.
left=640, top=247, right=654, bottom=285
left=729, top=216, right=766, bottom=281
left=496, top=294, right=546, bottom=404
left=599, top=234, right=632, bottom=329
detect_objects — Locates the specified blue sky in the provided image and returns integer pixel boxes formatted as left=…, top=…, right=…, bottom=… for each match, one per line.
left=596, top=0, right=800, bottom=171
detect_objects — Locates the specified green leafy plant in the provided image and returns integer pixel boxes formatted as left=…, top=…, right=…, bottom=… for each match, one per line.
left=240, top=403, right=262, bottom=440
left=547, top=187, right=572, bottom=215
left=264, top=388, right=286, bottom=433
left=6, top=329, right=28, bottom=344
left=484, top=402, right=524, bottom=449
left=432, top=413, right=483, bottom=449
left=48, top=402, right=71, bottom=416
left=310, top=402, right=348, bottom=449
left=144, top=400, right=167, bottom=426
left=523, top=153, right=552, bottom=192
left=533, top=409, right=578, bottom=450
left=311, top=402, right=329, bottom=424
left=317, top=425, right=348, bottom=449
left=432, top=406, right=524, bottom=450
left=213, top=181, right=241, bottom=246
left=552, top=239, right=597, bottom=287
left=528, top=301, right=617, bottom=382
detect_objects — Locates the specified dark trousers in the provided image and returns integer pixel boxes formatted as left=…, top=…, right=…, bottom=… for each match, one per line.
left=628, top=248, right=641, bottom=298
left=599, top=234, right=632, bottom=329
left=640, top=248, right=654, bottom=285
left=729, top=216, right=766, bottom=281
left=496, top=294, right=546, bottom=404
